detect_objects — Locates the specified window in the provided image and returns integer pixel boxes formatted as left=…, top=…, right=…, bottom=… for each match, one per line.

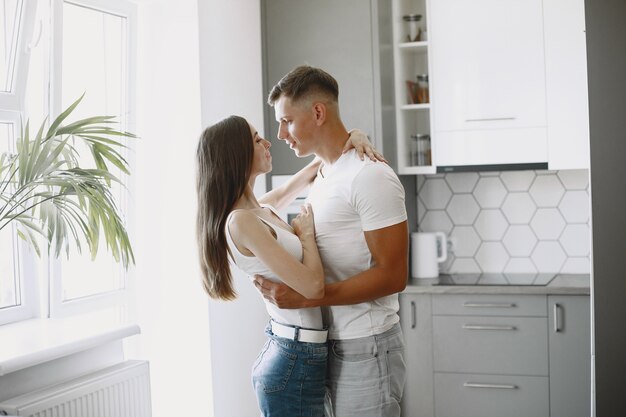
left=49, top=0, right=136, bottom=317
left=0, top=0, right=38, bottom=325
left=0, top=0, right=135, bottom=325
left=0, top=119, right=19, bottom=309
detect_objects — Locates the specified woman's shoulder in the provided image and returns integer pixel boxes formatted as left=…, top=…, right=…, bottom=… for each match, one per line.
left=228, top=209, right=261, bottom=230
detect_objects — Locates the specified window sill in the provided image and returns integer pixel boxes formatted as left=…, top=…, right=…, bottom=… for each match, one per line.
left=0, top=314, right=140, bottom=376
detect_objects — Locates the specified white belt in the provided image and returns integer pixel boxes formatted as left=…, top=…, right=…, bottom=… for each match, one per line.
left=270, top=320, right=328, bottom=344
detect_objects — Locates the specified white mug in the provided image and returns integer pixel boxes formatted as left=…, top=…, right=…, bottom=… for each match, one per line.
left=411, top=232, right=447, bottom=279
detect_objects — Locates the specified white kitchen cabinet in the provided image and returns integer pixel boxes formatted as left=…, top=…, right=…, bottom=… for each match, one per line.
left=429, top=0, right=548, bottom=169
left=543, top=0, right=590, bottom=170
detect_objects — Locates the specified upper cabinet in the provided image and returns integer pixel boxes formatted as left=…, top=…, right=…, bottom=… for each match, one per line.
left=543, top=0, right=590, bottom=170
left=391, top=0, right=590, bottom=172
left=430, top=0, right=548, bottom=169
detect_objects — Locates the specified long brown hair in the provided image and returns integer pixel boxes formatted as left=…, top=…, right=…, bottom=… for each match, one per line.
left=195, top=115, right=253, bottom=300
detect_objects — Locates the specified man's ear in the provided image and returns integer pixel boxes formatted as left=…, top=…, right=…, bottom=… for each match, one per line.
left=312, top=102, right=326, bottom=126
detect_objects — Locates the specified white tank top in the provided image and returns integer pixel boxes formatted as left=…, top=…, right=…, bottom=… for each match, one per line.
left=225, top=204, right=323, bottom=330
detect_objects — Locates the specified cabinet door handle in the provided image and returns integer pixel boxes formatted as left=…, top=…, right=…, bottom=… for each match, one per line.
left=463, top=302, right=516, bottom=308
left=410, top=301, right=416, bottom=329
left=463, top=382, right=518, bottom=390
left=462, top=324, right=517, bottom=331
left=464, top=117, right=516, bottom=122
left=553, top=303, right=563, bottom=332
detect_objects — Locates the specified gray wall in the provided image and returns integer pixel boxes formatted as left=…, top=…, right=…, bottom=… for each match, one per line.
left=261, top=0, right=381, bottom=175
left=585, top=0, right=626, bottom=414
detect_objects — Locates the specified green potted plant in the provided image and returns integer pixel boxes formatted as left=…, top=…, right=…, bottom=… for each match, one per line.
left=0, top=94, right=135, bottom=267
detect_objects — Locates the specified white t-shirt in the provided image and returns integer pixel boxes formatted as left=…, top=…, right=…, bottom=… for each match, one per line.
left=225, top=206, right=324, bottom=330
left=306, top=150, right=407, bottom=339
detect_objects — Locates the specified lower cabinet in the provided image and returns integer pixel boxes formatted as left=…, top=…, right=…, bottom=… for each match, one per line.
left=434, top=373, right=549, bottom=417
left=548, top=295, right=591, bottom=417
left=399, top=292, right=591, bottom=417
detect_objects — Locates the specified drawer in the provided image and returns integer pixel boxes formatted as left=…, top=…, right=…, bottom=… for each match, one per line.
left=432, top=294, right=547, bottom=317
left=434, top=373, right=549, bottom=417
left=433, top=315, right=548, bottom=375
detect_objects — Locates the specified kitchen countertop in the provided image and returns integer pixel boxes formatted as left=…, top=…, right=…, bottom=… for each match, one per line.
left=403, top=273, right=590, bottom=295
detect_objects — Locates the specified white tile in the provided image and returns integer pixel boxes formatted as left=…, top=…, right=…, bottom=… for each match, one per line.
left=475, top=242, right=509, bottom=272
left=560, top=224, right=590, bottom=256
left=530, top=208, right=566, bottom=240
left=500, top=171, right=536, bottom=192
left=479, top=171, right=501, bottom=177
left=450, top=226, right=481, bottom=257
left=504, top=258, right=538, bottom=274
left=419, top=178, right=452, bottom=210
left=419, top=210, right=453, bottom=234
left=557, top=169, right=589, bottom=190
left=474, top=210, right=508, bottom=240
left=529, top=174, right=565, bottom=207
left=531, top=241, right=567, bottom=272
left=501, top=193, right=537, bottom=224
left=560, top=257, right=591, bottom=274
left=473, top=177, right=507, bottom=208
left=559, top=190, right=590, bottom=223
left=503, top=225, right=537, bottom=256
left=444, top=172, right=479, bottom=193
left=449, top=257, right=482, bottom=273
left=446, top=194, right=480, bottom=225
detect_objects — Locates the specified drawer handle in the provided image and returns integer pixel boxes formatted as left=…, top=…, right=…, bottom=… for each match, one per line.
left=462, top=324, right=517, bottom=331
left=465, top=117, right=516, bottom=122
left=553, top=303, right=563, bottom=333
left=411, top=301, right=417, bottom=329
left=463, top=382, right=518, bottom=390
left=463, top=302, right=516, bottom=308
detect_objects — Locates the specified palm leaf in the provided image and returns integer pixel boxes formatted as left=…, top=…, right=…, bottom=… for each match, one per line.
left=0, top=95, right=136, bottom=269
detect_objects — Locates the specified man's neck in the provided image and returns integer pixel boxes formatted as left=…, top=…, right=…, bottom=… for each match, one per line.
left=314, top=126, right=350, bottom=166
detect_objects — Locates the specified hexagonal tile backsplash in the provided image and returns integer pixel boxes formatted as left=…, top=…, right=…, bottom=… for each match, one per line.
left=417, top=170, right=590, bottom=274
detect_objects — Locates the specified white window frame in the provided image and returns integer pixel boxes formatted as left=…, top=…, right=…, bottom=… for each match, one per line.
left=0, top=0, right=36, bottom=108
left=0, top=0, right=40, bottom=326
left=48, top=0, right=137, bottom=318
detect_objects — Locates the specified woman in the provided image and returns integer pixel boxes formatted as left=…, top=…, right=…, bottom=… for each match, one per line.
left=195, top=115, right=382, bottom=416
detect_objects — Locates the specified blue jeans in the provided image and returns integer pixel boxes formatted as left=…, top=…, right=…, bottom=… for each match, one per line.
left=325, top=323, right=406, bottom=417
left=252, top=325, right=328, bottom=417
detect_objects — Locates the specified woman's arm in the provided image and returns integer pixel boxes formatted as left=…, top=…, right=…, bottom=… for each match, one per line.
left=259, top=129, right=385, bottom=210
left=259, top=157, right=321, bottom=211
left=229, top=206, right=324, bottom=299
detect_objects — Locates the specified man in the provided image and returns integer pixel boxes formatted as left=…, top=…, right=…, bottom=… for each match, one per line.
left=254, top=65, right=409, bottom=416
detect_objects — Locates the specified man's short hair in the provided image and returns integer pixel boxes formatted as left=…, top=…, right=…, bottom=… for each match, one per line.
left=267, top=65, right=339, bottom=106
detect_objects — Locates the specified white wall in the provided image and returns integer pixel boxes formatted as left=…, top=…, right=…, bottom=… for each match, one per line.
left=197, top=1, right=269, bottom=416
left=131, top=1, right=212, bottom=416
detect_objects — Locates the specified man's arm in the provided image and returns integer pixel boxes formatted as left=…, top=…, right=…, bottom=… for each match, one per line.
left=254, top=220, right=409, bottom=309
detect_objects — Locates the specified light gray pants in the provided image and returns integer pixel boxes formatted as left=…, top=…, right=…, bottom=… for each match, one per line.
left=324, top=323, right=406, bottom=417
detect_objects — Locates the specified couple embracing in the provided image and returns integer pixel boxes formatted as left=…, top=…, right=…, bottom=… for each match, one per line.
left=196, top=65, right=409, bottom=417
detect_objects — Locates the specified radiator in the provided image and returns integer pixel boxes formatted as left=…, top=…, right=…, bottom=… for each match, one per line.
left=0, top=360, right=151, bottom=417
